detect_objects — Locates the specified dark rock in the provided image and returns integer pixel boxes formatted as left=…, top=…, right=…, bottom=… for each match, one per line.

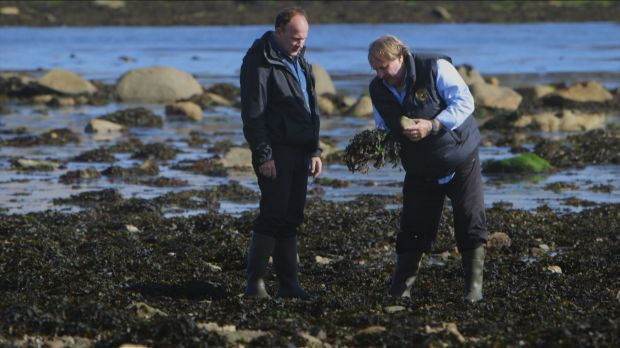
left=325, top=150, right=345, bottom=165
left=0, top=127, right=27, bottom=135
left=99, top=107, right=163, bottom=128
left=171, top=158, right=227, bottom=177
left=543, top=181, right=579, bottom=193
left=59, top=168, right=102, bottom=184
left=154, top=190, right=220, bottom=210
left=130, top=177, right=189, bottom=187
left=205, top=83, right=240, bottom=102
left=534, top=129, right=620, bottom=167
left=88, top=80, right=117, bottom=105
left=72, top=147, right=116, bottom=163
left=102, top=159, right=159, bottom=178
left=314, top=177, right=351, bottom=188
left=589, top=184, right=613, bottom=193
left=108, top=138, right=144, bottom=153
left=1, top=128, right=80, bottom=147
left=53, top=188, right=123, bottom=206
left=131, top=143, right=179, bottom=161
left=208, top=140, right=234, bottom=154
left=562, top=197, right=598, bottom=207
left=185, top=131, right=211, bottom=148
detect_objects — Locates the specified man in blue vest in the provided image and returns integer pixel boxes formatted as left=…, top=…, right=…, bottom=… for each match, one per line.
left=240, top=7, right=322, bottom=300
left=368, top=35, right=487, bottom=302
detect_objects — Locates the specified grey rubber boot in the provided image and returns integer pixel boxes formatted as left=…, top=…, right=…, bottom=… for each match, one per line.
left=273, top=236, right=311, bottom=300
left=245, top=232, right=275, bottom=298
left=462, top=245, right=485, bottom=303
left=388, top=252, right=423, bottom=298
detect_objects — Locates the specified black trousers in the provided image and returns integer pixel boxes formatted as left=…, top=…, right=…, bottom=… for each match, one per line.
left=254, top=145, right=310, bottom=239
left=397, top=149, right=487, bottom=254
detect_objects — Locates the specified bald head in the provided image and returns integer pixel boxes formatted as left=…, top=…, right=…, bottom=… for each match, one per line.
left=274, top=11, right=309, bottom=58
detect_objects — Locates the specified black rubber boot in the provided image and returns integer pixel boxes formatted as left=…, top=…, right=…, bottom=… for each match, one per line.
left=245, top=232, right=275, bottom=298
left=462, top=245, right=485, bottom=303
left=273, top=236, right=311, bottom=300
left=388, top=252, right=423, bottom=298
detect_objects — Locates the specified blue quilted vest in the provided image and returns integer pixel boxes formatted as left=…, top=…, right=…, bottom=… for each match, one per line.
left=369, top=53, right=480, bottom=179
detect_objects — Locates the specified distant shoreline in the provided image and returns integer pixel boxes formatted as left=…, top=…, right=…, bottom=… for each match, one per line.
left=0, top=0, right=619, bottom=27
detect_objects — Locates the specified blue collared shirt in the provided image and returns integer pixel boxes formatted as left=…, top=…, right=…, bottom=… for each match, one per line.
left=270, top=36, right=311, bottom=112
left=373, top=59, right=475, bottom=184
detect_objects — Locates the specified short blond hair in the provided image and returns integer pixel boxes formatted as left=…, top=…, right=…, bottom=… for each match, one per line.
left=368, top=35, right=409, bottom=64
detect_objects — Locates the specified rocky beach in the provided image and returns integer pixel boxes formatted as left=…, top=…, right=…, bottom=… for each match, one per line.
left=1, top=1, right=620, bottom=347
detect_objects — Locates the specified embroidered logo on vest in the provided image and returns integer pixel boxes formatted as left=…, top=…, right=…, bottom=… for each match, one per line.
left=415, top=88, right=430, bottom=102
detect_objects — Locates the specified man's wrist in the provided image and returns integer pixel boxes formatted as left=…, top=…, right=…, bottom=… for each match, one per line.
left=431, top=119, right=440, bottom=135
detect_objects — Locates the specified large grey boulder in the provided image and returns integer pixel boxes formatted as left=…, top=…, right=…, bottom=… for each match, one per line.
left=85, top=118, right=128, bottom=134
left=311, top=64, right=336, bottom=96
left=0, top=72, right=50, bottom=96
left=532, top=85, right=556, bottom=99
left=38, top=69, right=97, bottom=95
left=116, top=66, right=202, bottom=103
left=514, top=110, right=606, bottom=132
left=457, top=65, right=485, bottom=86
left=317, top=95, right=336, bottom=116
left=217, top=147, right=252, bottom=168
left=348, top=95, right=374, bottom=118
left=550, top=80, right=613, bottom=103
left=470, top=82, right=522, bottom=111
left=165, top=101, right=203, bottom=121
left=319, top=140, right=337, bottom=158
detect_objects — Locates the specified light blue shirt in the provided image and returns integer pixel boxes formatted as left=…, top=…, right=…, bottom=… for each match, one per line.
left=270, top=35, right=311, bottom=112
left=282, top=57, right=311, bottom=112
left=373, top=59, right=475, bottom=184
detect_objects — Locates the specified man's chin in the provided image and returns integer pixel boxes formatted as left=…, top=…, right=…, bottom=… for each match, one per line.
left=383, top=78, right=396, bottom=86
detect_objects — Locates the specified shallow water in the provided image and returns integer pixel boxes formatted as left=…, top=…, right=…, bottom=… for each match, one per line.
left=1, top=23, right=619, bottom=215
left=1, top=22, right=619, bottom=90
left=1, top=101, right=618, bottom=216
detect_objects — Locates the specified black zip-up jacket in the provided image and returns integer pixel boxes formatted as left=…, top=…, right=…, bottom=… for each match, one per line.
left=240, top=31, right=321, bottom=165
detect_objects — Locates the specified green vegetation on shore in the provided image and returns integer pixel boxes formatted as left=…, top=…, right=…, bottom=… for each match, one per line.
left=0, top=0, right=618, bottom=26
left=484, top=153, right=552, bottom=174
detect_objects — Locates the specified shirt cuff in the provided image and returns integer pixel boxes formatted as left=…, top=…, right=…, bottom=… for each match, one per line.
left=435, top=111, right=457, bottom=131
left=437, top=172, right=455, bottom=185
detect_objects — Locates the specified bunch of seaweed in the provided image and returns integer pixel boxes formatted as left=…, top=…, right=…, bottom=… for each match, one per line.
left=343, top=129, right=400, bottom=174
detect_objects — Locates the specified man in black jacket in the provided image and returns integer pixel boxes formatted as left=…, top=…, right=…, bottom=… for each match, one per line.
left=240, top=7, right=322, bottom=300
left=368, top=35, right=487, bottom=302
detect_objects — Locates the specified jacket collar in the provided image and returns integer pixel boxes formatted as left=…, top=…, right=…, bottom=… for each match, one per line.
left=403, top=52, right=417, bottom=88
left=261, top=31, right=307, bottom=68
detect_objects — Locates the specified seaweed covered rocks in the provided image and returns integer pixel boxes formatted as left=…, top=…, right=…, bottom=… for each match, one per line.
left=344, top=129, right=400, bottom=174
left=1, top=195, right=619, bottom=347
left=534, top=129, right=620, bottom=168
